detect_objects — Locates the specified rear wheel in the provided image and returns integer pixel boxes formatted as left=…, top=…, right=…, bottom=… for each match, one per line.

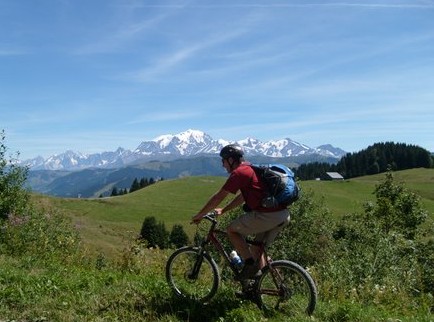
left=256, top=260, right=317, bottom=316
left=165, top=246, right=220, bottom=303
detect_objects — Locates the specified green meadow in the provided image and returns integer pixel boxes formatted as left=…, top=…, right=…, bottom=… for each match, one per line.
left=33, top=168, right=434, bottom=257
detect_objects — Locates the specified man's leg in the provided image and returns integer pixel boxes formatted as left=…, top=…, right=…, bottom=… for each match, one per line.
left=227, top=227, right=252, bottom=260
left=228, top=210, right=289, bottom=258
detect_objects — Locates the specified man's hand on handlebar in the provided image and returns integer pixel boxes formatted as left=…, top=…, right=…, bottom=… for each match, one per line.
left=213, top=208, right=223, bottom=216
left=191, top=209, right=222, bottom=224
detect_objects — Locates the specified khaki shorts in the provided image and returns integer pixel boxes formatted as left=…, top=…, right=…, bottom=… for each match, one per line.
left=228, top=209, right=290, bottom=246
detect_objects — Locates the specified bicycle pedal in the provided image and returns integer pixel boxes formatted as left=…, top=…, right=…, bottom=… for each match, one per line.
left=235, top=263, right=262, bottom=281
left=235, top=290, right=255, bottom=301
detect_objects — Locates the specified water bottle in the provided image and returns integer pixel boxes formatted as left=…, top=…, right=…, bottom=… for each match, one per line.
left=230, top=250, right=243, bottom=268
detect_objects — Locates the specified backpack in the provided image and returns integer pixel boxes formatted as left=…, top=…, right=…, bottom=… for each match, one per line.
left=250, top=163, right=300, bottom=208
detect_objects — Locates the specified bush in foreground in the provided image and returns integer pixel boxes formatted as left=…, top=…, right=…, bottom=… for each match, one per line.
left=0, top=130, right=29, bottom=220
left=318, top=171, right=433, bottom=315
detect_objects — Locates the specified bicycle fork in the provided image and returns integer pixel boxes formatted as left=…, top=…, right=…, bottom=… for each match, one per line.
left=188, top=247, right=205, bottom=280
left=268, top=264, right=292, bottom=304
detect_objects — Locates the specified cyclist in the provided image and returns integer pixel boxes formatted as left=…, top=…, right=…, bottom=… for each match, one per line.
left=192, top=144, right=290, bottom=280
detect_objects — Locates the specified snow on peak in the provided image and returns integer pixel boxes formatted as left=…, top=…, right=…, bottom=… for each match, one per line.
left=23, top=129, right=347, bottom=170
left=176, top=129, right=207, bottom=142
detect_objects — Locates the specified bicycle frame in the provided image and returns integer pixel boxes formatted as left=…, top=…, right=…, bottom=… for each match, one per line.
left=199, top=214, right=296, bottom=298
left=197, top=214, right=236, bottom=272
left=198, top=213, right=269, bottom=277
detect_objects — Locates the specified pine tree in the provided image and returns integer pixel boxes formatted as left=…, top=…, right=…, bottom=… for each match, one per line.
left=139, top=216, right=169, bottom=249
left=111, top=187, right=118, bottom=196
left=139, top=178, right=148, bottom=188
left=156, top=221, right=170, bottom=249
left=169, top=224, right=189, bottom=248
left=130, top=178, right=140, bottom=193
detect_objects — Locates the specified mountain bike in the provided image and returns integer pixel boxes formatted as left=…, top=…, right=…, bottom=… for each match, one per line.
left=165, top=211, right=317, bottom=316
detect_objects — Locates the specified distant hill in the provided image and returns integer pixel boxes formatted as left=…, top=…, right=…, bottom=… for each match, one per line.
left=32, top=168, right=434, bottom=257
left=27, top=154, right=338, bottom=198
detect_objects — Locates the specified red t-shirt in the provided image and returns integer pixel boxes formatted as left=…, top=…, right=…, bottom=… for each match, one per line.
left=222, top=162, right=286, bottom=212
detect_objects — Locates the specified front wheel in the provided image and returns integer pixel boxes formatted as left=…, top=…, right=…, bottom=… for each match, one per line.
left=165, top=246, right=220, bottom=303
left=256, top=260, right=317, bottom=316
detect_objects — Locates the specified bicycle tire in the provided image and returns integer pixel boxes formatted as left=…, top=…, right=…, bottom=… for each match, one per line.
left=256, top=260, right=317, bottom=316
left=165, top=246, right=220, bottom=303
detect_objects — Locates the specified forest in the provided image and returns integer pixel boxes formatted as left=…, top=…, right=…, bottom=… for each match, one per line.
left=296, top=142, right=433, bottom=180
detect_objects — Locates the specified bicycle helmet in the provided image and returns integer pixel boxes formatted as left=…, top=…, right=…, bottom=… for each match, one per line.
left=219, top=144, right=244, bottom=160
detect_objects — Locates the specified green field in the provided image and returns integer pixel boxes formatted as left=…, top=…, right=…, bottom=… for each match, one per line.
left=33, top=168, right=434, bottom=257
left=1, top=168, right=432, bottom=321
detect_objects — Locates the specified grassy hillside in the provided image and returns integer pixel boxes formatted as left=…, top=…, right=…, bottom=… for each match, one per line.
left=32, top=168, right=434, bottom=257
left=303, top=168, right=434, bottom=217
left=33, top=176, right=227, bottom=256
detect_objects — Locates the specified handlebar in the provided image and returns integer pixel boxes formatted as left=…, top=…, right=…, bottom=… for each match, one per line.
left=191, top=210, right=218, bottom=225
left=203, top=211, right=218, bottom=223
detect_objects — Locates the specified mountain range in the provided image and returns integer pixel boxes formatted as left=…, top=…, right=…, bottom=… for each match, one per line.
left=24, top=129, right=348, bottom=198
left=24, top=129, right=347, bottom=171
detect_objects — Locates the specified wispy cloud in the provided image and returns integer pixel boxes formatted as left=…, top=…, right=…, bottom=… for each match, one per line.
left=122, top=2, right=434, bottom=9
left=0, top=47, right=26, bottom=56
left=73, top=5, right=176, bottom=55
left=122, top=28, right=249, bottom=82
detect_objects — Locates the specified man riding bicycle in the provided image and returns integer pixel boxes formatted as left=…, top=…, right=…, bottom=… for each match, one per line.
left=192, top=144, right=290, bottom=280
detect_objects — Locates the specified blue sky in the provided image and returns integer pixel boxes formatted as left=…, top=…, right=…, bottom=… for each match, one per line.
left=1, top=0, right=433, bottom=160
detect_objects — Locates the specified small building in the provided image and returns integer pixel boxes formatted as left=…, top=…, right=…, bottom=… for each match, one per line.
left=324, top=172, right=344, bottom=181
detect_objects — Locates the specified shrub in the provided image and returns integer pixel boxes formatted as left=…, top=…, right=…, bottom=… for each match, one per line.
left=369, top=171, right=427, bottom=239
left=416, top=239, right=434, bottom=295
left=0, top=130, right=30, bottom=220
left=0, top=131, right=81, bottom=262
left=169, top=224, right=189, bottom=248
left=319, top=170, right=431, bottom=310
left=139, top=216, right=169, bottom=249
left=0, top=209, right=81, bottom=261
left=270, top=189, right=335, bottom=267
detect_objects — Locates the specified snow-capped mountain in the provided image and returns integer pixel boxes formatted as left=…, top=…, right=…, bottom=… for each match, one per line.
left=23, top=129, right=347, bottom=171
left=134, top=130, right=217, bottom=156
left=27, top=148, right=132, bottom=171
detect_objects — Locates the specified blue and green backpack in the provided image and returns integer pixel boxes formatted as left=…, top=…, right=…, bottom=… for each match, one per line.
left=251, top=163, right=300, bottom=208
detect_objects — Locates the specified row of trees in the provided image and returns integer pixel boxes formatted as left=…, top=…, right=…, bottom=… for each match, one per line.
left=109, top=177, right=159, bottom=197
left=296, top=142, right=433, bottom=180
left=139, top=216, right=189, bottom=249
